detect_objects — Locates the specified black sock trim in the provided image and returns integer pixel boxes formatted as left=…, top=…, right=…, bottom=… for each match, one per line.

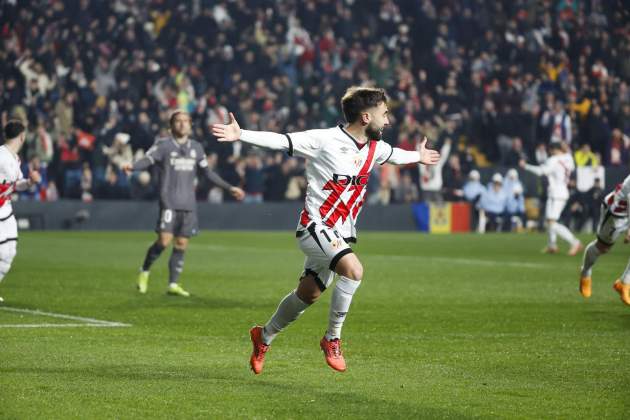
left=329, top=248, right=354, bottom=271
left=596, top=236, right=615, bottom=247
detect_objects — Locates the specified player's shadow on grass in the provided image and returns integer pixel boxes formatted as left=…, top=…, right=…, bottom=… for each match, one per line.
left=0, top=364, right=473, bottom=418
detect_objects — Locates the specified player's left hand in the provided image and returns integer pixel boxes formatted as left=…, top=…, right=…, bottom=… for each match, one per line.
left=417, top=137, right=440, bottom=165
left=624, top=230, right=630, bottom=244
left=230, top=186, right=245, bottom=201
left=29, top=170, right=41, bottom=185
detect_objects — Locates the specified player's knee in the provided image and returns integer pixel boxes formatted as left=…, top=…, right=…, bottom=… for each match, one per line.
left=174, top=238, right=188, bottom=250
left=157, top=237, right=171, bottom=248
left=296, top=275, right=321, bottom=304
left=351, top=266, right=363, bottom=281
left=344, top=262, right=363, bottom=281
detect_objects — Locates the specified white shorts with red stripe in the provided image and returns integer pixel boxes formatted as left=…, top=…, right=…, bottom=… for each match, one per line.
left=596, top=204, right=629, bottom=246
left=296, top=222, right=353, bottom=291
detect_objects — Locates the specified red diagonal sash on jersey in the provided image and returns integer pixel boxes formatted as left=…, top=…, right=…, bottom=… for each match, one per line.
left=320, top=141, right=376, bottom=227
left=0, top=182, right=15, bottom=207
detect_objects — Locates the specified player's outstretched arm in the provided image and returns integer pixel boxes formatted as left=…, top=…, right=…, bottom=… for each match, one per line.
left=519, top=159, right=546, bottom=176
left=15, top=169, right=41, bottom=191
left=387, top=137, right=441, bottom=166
left=211, top=112, right=290, bottom=151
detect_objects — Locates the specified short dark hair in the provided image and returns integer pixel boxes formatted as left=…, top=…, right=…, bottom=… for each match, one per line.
left=3, top=120, right=26, bottom=140
left=340, top=86, right=387, bottom=123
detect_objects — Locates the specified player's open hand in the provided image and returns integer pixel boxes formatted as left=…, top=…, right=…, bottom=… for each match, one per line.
left=417, top=137, right=441, bottom=165
left=212, top=112, right=241, bottom=142
left=230, top=186, right=245, bottom=201
left=28, top=170, right=41, bottom=185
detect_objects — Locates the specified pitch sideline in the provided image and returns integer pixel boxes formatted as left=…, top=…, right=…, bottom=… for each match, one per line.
left=0, top=306, right=131, bottom=328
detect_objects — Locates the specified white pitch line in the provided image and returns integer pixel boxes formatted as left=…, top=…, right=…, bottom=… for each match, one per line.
left=0, top=323, right=129, bottom=329
left=0, top=307, right=131, bottom=328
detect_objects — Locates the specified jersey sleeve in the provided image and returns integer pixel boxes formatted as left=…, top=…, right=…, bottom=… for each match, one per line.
left=145, top=140, right=166, bottom=164
left=375, top=141, right=395, bottom=165
left=285, top=130, right=323, bottom=159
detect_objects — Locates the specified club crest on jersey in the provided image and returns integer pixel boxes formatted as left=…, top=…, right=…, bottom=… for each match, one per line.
left=353, top=155, right=363, bottom=168
left=333, top=173, right=369, bottom=186
left=190, top=150, right=197, bottom=158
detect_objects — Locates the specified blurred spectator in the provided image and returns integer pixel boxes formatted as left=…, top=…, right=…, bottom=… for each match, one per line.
left=419, top=138, right=451, bottom=202
left=503, top=137, right=528, bottom=167
left=442, top=154, right=465, bottom=201
left=506, top=184, right=525, bottom=231
left=393, top=172, right=419, bottom=203
left=574, top=144, right=600, bottom=167
left=242, top=153, right=265, bottom=203
left=463, top=169, right=485, bottom=231
left=478, top=173, right=508, bottom=232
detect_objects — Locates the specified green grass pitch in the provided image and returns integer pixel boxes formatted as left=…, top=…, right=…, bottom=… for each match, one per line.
left=1, top=231, right=628, bottom=419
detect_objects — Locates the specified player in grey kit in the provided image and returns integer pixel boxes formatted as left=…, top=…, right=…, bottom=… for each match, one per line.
left=124, top=110, right=244, bottom=296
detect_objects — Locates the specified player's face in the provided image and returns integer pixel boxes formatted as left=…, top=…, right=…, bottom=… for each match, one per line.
left=171, top=114, right=192, bottom=138
left=365, top=102, right=390, bottom=140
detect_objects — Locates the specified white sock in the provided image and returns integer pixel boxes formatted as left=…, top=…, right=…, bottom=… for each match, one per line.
left=553, top=223, right=579, bottom=246
left=548, top=223, right=558, bottom=247
left=262, top=290, right=310, bottom=345
left=621, top=259, right=630, bottom=285
left=325, top=276, right=361, bottom=341
left=581, top=240, right=601, bottom=276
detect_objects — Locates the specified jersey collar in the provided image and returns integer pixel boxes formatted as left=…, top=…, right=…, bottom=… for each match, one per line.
left=171, top=137, right=191, bottom=148
left=338, top=125, right=369, bottom=150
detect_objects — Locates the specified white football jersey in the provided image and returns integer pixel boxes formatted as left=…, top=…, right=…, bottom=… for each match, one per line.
left=542, top=153, right=574, bottom=199
left=0, top=146, right=23, bottom=218
left=604, top=174, right=630, bottom=217
left=288, top=125, right=393, bottom=241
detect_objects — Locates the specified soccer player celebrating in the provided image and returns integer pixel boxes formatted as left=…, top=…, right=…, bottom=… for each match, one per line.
left=124, top=110, right=244, bottom=297
left=0, top=120, right=41, bottom=303
left=520, top=142, right=582, bottom=256
left=579, top=174, right=630, bottom=305
left=212, top=87, right=440, bottom=373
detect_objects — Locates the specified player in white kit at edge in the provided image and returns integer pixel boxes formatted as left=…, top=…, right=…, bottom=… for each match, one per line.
left=212, top=86, right=441, bottom=374
left=0, top=120, right=41, bottom=303
left=521, top=142, right=582, bottom=256
left=579, top=174, right=630, bottom=306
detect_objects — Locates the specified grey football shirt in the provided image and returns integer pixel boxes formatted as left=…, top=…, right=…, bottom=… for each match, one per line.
left=139, top=137, right=211, bottom=211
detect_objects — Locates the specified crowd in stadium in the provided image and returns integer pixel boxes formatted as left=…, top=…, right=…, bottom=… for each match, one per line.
left=0, top=0, right=628, bottom=217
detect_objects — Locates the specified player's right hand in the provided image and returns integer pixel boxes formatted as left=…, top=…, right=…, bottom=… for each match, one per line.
left=122, top=163, right=133, bottom=175
left=211, top=112, right=241, bottom=142
left=230, top=186, right=245, bottom=201
left=28, top=170, right=41, bottom=185
left=624, top=230, right=630, bottom=244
